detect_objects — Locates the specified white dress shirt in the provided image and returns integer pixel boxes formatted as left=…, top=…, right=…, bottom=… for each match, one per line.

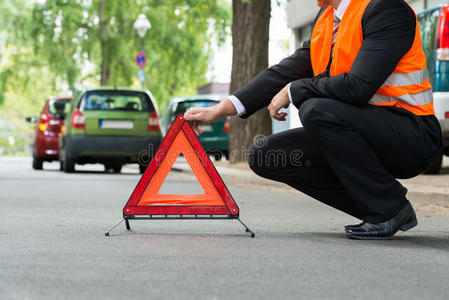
left=229, top=0, right=351, bottom=116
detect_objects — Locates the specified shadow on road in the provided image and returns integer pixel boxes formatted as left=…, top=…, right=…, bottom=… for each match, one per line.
left=104, top=229, right=449, bottom=252
left=392, top=233, right=449, bottom=252
left=273, top=231, right=449, bottom=252
left=34, top=168, right=139, bottom=176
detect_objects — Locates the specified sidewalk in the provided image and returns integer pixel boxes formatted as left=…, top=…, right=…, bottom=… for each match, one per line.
left=173, top=158, right=449, bottom=216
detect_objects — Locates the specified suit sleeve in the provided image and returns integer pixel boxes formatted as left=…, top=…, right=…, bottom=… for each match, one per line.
left=232, top=8, right=327, bottom=119
left=233, top=42, right=314, bottom=118
left=289, top=0, right=416, bottom=108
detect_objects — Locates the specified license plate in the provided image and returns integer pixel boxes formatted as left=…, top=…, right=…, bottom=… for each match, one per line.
left=49, top=120, right=60, bottom=125
left=100, top=120, right=134, bottom=129
left=198, top=125, right=213, bottom=132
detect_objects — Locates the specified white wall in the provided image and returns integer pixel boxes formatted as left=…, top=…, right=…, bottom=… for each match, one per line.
left=286, top=0, right=320, bottom=29
left=427, top=0, right=449, bottom=8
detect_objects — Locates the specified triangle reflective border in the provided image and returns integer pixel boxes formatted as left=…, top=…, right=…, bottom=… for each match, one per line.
left=123, top=114, right=239, bottom=217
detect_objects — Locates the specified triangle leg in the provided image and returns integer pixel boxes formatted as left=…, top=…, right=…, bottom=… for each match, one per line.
left=104, top=217, right=128, bottom=236
left=125, top=218, right=131, bottom=231
left=237, top=218, right=255, bottom=238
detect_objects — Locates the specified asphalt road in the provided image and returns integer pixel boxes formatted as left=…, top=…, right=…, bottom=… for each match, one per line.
left=1, top=157, right=449, bottom=300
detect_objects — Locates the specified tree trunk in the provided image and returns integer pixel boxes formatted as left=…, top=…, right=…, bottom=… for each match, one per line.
left=100, top=50, right=110, bottom=86
left=229, top=0, right=272, bottom=163
left=99, top=0, right=109, bottom=86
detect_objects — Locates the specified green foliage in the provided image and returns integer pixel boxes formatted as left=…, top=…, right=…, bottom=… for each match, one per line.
left=0, top=0, right=231, bottom=155
left=0, top=0, right=230, bottom=106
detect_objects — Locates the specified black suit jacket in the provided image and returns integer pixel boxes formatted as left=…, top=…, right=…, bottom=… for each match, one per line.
left=233, top=0, right=417, bottom=118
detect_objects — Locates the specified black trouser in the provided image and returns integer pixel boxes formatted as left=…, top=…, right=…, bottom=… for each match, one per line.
left=249, top=98, right=442, bottom=223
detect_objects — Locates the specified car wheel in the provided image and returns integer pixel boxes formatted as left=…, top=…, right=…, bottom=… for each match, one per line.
left=62, top=153, right=75, bottom=173
left=108, top=164, right=122, bottom=173
left=424, top=150, right=443, bottom=174
left=139, top=164, right=147, bottom=174
left=212, top=152, right=223, bottom=161
left=113, top=165, right=122, bottom=173
left=32, top=155, right=43, bottom=170
left=223, top=150, right=229, bottom=160
left=104, top=163, right=122, bottom=173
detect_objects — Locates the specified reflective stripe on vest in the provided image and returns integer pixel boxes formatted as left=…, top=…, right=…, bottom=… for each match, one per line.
left=310, top=0, right=435, bottom=116
left=381, top=69, right=429, bottom=87
left=370, top=89, right=433, bottom=106
left=371, top=68, right=433, bottom=107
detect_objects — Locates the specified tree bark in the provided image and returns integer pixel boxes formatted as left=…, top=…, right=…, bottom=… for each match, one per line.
left=229, top=0, right=272, bottom=163
left=99, top=0, right=109, bottom=86
left=100, top=50, right=110, bottom=86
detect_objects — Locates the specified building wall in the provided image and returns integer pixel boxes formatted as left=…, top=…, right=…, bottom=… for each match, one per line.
left=197, top=82, right=230, bottom=95
left=286, top=0, right=320, bottom=29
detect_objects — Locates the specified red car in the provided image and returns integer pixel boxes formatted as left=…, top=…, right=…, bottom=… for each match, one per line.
left=27, top=97, right=72, bottom=170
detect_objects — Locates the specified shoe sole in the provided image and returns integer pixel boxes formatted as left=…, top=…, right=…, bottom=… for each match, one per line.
left=345, top=232, right=394, bottom=240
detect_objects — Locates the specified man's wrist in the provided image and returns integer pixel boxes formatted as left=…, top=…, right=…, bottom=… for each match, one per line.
left=212, top=98, right=237, bottom=119
left=228, top=95, right=246, bottom=116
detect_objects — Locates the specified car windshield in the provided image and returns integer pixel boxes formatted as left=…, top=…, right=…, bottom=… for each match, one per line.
left=82, top=92, right=153, bottom=112
left=48, top=100, right=71, bottom=116
left=174, top=100, right=218, bottom=115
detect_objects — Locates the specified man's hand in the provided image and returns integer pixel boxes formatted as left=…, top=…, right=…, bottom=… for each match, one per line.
left=268, top=83, right=291, bottom=121
left=184, top=98, right=237, bottom=136
left=184, top=107, right=220, bottom=135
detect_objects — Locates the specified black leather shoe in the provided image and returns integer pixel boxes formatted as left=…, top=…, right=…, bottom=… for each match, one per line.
left=344, top=185, right=408, bottom=231
left=345, top=202, right=417, bottom=240
left=344, top=222, right=364, bottom=230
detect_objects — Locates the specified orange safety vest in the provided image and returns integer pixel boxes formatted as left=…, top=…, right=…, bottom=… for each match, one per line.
left=310, top=0, right=435, bottom=116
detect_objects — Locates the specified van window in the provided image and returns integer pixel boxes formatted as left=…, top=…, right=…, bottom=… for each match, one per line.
left=418, top=14, right=427, bottom=45
left=422, top=9, right=441, bottom=87
left=426, top=10, right=440, bottom=54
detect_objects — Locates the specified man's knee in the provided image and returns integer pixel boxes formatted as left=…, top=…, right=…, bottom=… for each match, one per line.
left=248, top=142, right=264, bottom=176
left=248, top=136, right=271, bottom=177
left=299, top=98, right=340, bottom=129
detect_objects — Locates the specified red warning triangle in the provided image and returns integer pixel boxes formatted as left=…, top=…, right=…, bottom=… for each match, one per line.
left=123, top=114, right=239, bottom=217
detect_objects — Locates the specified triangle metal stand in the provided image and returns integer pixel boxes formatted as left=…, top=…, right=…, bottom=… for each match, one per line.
left=104, top=215, right=255, bottom=238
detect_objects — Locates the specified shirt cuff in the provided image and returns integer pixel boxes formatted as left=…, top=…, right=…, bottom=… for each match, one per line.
left=228, top=95, right=246, bottom=116
left=288, top=84, right=293, bottom=103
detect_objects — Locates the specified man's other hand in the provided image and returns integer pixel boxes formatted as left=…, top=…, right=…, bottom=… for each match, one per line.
left=268, top=83, right=291, bottom=121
